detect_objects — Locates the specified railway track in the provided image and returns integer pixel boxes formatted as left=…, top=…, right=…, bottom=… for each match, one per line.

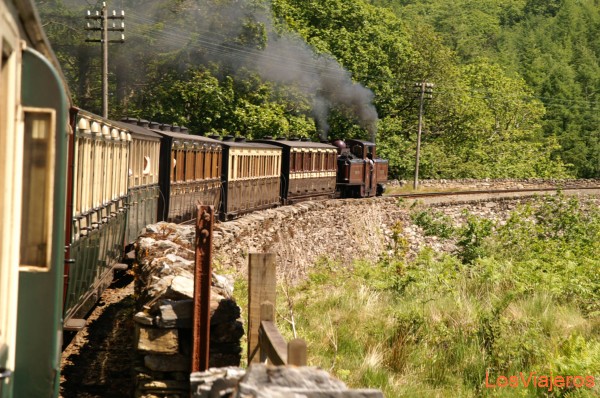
left=385, top=185, right=600, bottom=202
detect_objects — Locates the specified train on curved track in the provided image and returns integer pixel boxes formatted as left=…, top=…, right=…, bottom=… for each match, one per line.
left=0, top=1, right=388, bottom=397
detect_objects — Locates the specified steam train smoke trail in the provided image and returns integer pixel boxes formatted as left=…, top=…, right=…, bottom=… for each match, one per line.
left=125, top=0, right=378, bottom=140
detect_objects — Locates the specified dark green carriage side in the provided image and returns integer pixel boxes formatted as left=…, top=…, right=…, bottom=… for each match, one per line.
left=63, top=110, right=130, bottom=332
left=14, top=47, right=68, bottom=398
left=112, top=119, right=161, bottom=244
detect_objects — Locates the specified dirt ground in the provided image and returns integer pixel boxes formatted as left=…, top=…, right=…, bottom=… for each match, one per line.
left=60, top=274, right=137, bottom=398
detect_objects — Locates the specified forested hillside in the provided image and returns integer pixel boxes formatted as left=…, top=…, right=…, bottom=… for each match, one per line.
left=37, top=0, right=600, bottom=179
left=374, top=0, right=600, bottom=178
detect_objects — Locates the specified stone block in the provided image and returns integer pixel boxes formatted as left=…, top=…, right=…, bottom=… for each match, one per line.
left=210, top=320, right=244, bottom=343
left=234, top=364, right=384, bottom=398
left=134, top=311, right=154, bottom=326
left=166, top=275, right=194, bottom=300
left=137, top=325, right=179, bottom=354
left=144, top=354, right=191, bottom=372
left=156, top=299, right=194, bottom=328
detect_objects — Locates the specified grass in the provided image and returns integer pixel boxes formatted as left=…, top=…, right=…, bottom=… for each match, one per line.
left=252, top=195, right=600, bottom=397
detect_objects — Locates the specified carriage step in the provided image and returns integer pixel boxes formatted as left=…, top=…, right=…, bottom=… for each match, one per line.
left=64, top=318, right=86, bottom=331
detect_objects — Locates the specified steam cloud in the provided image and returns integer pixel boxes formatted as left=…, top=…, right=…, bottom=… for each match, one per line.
left=121, top=0, right=379, bottom=139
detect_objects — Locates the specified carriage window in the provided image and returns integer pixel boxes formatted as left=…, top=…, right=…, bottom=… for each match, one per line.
left=216, top=151, right=221, bottom=178
left=204, top=150, right=211, bottom=178
left=196, top=150, right=204, bottom=180
left=176, top=150, right=185, bottom=182
left=170, top=150, right=176, bottom=182
left=367, top=146, right=374, bottom=159
left=20, top=110, right=55, bottom=268
left=289, top=152, right=295, bottom=172
left=143, top=155, right=151, bottom=175
left=231, top=155, right=236, bottom=179
left=185, top=150, right=194, bottom=181
left=212, top=150, right=219, bottom=178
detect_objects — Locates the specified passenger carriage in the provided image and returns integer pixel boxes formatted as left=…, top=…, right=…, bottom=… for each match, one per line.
left=64, top=110, right=136, bottom=332
left=117, top=118, right=161, bottom=243
left=141, top=122, right=223, bottom=223
left=219, top=137, right=282, bottom=220
left=254, top=138, right=338, bottom=204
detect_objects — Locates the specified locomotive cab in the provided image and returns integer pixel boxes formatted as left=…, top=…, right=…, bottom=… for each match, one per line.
left=333, top=139, right=388, bottom=198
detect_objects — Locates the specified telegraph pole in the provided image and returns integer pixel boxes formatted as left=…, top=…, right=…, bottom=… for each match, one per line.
left=85, top=2, right=125, bottom=118
left=413, top=82, right=434, bottom=190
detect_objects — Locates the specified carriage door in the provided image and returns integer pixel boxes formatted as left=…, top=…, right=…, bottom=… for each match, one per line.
left=0, top=7, right=20, bottom=397
left=13, top=48, right=68, bottom=398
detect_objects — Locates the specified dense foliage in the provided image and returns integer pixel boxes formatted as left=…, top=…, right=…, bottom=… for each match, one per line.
left=375, top=0, right=600, bottom=177
left=273, top=195, right=600, bottom=396
left=37, top=0, right=600, bottom=178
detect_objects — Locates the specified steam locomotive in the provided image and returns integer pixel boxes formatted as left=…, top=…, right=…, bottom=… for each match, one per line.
left=0, top=0, right=387, bottom=397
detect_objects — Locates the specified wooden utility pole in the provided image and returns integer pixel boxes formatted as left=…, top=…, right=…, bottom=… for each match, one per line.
left=413, top=82, right=434, bottom=190
left=85, top=2, right=125, bottom=118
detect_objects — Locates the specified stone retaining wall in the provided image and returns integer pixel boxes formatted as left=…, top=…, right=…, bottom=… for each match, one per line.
left=212, top=185, right=600, bottom=284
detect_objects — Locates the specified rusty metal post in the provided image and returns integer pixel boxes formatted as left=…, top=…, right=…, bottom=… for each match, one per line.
left=192, top=205, right=213, bottom=372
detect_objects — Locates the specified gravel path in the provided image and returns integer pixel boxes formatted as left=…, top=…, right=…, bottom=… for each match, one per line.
left=60, top=274, right=136, bottom=398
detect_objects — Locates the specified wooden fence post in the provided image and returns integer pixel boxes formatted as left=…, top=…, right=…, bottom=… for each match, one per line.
left=287, top=339, right=307, bottom=366
left=259, top=301, right=275, bottom=363
left=247, top=253, right=276, bottom=365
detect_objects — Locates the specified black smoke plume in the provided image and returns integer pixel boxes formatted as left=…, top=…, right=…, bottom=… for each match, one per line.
left=107, top=0, right=379, bottom=139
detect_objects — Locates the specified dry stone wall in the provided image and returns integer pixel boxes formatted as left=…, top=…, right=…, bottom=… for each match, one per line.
left=133, top=224, right=243, bottom=398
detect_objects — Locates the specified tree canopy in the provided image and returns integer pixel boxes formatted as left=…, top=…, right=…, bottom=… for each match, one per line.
left=37, top=0, right=597, bottom=179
